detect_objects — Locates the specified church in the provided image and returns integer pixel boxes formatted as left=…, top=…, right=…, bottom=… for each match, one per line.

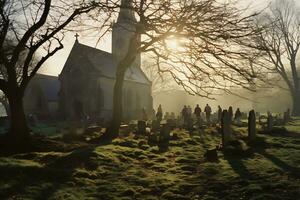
left=23, top=0, right=153, bottom=122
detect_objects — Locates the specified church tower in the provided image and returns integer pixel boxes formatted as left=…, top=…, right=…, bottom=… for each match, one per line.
left=112, top=0, right=141, bottom=68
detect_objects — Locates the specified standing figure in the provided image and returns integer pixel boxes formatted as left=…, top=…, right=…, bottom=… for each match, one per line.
left=228, top=106, right=233, bottom=123
left=187, top=106, right=192, bottom=119
left=181, top=105, right=188, bottom=127
left=204, top=104, right=212, bottom=125
left=156, top=104, right=163, bottom=122
left=234, top=108, right=242, bottom=125
left=194, top=104, right=202, bottom=126
left=217, top=105, right=222, bottom=124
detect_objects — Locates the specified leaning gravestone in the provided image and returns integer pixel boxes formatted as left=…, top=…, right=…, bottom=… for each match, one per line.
left=137, top=120, right=146, bottom=135
left=221, top=110, right=231, bottom=147
left=248, top=110, right=256, bottom=141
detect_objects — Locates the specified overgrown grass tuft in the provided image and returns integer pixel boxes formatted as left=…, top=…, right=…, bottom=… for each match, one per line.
left=0, top=119, right=300, bottom=199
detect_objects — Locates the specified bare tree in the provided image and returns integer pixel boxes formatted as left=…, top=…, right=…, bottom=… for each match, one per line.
left=0, top=0, right=113, bottom=148
left=0, top=38, right=41, bottom=117
left=142, top=59, right=178, bottom=95
left=248, top=0, right=300, bottom=116
left=103, top=0, right=260, bottom=139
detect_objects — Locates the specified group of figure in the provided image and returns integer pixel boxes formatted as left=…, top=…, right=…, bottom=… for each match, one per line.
left=180, top=104, right=213, bottom=126
left=151, top=104, right=244, bottom=127
left=217, top=106, right=242, bottom=124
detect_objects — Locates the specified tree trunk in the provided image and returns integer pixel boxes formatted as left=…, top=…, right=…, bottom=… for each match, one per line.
left=292, top=91, right=300, bottom=117
left=102, top=33, right=139, bottom=140
left=6, top=90, right=30, bottom=149
left=104, top=68, right=126, bottom=139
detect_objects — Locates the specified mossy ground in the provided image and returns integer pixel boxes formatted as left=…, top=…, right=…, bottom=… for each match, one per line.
left=0, top=119, right=300, bottom=200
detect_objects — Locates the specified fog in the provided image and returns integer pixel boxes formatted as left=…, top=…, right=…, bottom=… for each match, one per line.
left=152, top=82, right=292, bottom=115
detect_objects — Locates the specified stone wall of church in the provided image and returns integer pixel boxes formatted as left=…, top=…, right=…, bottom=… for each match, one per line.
left=98, top=77, right=152, bottom=122
left=60, top=74, right=152, bottom=123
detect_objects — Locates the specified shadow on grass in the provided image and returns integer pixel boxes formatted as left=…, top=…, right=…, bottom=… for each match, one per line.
left=0, top=146, right=100, bottom=199
left=229, top=134, right=300, bottom=179
left=257, top=150, right=300, bottom=178
left=224, top=154, right=252, bottom=179
left=259, top=127, right=300, bottom=139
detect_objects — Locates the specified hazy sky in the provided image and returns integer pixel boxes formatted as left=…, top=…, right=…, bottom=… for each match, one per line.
left=40, top=0, right=271, bottom=76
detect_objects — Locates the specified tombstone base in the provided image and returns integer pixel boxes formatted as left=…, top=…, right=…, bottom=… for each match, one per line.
left=204, top=148, right=218, bottom=162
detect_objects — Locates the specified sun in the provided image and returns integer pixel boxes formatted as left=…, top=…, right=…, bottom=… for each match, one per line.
left=165, top=37, right=180, bottom=51
left=166, top=39, right=179, bottom=51
left=165, top=37, right=186, bottom=52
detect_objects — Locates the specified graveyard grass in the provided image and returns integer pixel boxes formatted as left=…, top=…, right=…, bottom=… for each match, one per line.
left=0, top=119, right=300, bottom=199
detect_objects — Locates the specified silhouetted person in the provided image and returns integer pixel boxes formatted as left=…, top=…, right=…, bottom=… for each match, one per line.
left=204, top=104, right=212, bottom=124
left=228, top=106, right=233, bottom=123
left=217, top=105, right=222, bottom=124
left=156, top=104, right=163, bottom=122
left=194, top=104, right=202, bottom=126
left=181, top=105, right=188, bottom=127
left=234, top=108, right=242, bottom=124
left=187, top=105, right=192, bottom=119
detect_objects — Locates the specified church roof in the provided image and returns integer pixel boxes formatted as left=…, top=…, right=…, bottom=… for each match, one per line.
left=62, top=41, right=151, bottom=85
left=29, top=74, right=60, bottom=102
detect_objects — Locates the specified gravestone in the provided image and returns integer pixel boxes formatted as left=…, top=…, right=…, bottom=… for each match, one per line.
left=286, top=109, right=291, bottom=120
left=167, top=119, right=176, bottom=130
left=221, top=110, right=231, bottom=147
left=151, top=120, right=160, bottom=132
left=129, top=120, right=137, bottom=132
left=204, top=148, right=218, bottom=162
left=158, top=123, right=171, bottom=151
left=148, top=132, right=158, bottom=146
left=248, top=110, right=256, bottom=141
left=85, top=125, right=102, bottom=134
left=283, top=109, right=291, bottom=124
left=28, top=114, right=38, bottom=127
left=267, top=114, right=273, bottom=131
left=187, top=117, right=194, bottom=132
left=137, top=120, right=146, bottom=135
left=120, top=124, right=130, bottom=136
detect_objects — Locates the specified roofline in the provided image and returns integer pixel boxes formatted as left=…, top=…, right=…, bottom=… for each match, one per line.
left=35, top=73, right=58, bottom=79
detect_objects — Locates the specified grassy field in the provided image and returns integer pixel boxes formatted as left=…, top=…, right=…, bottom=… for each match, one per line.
left=0, top=119, right=300, bottom=200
